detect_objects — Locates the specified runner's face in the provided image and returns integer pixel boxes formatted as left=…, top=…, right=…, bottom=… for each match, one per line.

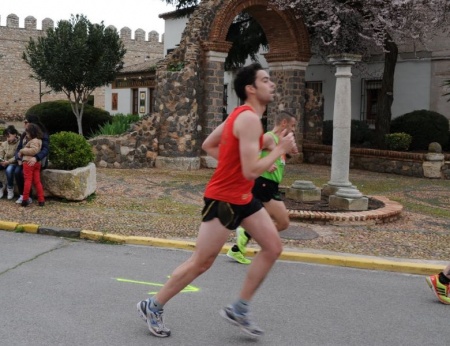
left=287, top=118, right=296, bottom=134
left=253, top=70, right=275, bottom=103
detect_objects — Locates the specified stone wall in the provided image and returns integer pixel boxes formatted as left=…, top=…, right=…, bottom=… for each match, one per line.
left=88, top=0, right=312, bottom=169
left=303, top=88, right=324, bottom=144
left=88, top=113, right=160, bottom=168
left=303, top=143, right=450, bottom=179
left=0, top=14, right=163, bottom=120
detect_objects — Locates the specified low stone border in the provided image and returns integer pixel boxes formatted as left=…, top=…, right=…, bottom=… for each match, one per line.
left=287, top=196, right=403, bottom=225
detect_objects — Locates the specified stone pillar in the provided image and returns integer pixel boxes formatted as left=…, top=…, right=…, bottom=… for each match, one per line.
left=201, top=51, right=227, bottom=169
left=323, top=54, right=361, bottom=196
left=285, top=180, right=321, bottom=202
left=323, top=54, right=367, bottom=211
left=267, top=61, right=308, bottom=158
left=423, top=142, right=445, bottom=178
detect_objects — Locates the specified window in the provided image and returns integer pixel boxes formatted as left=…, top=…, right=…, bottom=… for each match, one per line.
left=361, top=79, right=382, bottom=125
left=148, top=88, right=155, bottom=114
left=222, top=84, right=228, bottom=121
left=111, top=93, right=118, bottom=111
left=132, top=89, right=139, bottom=115
left=305, top=81, right=323, bottom=94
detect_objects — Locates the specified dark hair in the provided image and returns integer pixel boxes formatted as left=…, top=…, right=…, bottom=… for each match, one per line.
left=25, top=114, right=47, bottom=133
left=233, top=63, right=264, bottom=102
left=3, top=125, right=19, bottom=136
left=26, top=123, right=43, bottom=140
left=275, top=110, right=296, bottom=125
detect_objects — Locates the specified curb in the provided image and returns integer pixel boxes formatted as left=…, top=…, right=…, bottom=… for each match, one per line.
left=0, top=221, right=445, bottom=276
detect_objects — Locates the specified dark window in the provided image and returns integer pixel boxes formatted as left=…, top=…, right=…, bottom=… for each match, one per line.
left=148, top=88, right=155, bottom=114
left=361, top=79, right=382, bottom=126
left=222, top=84, right=228, bottom=121
left=305, top=81, right=323, bottom=94
left=112, top=93, right=118, bottom=111
left=132, top=89, right=139, bottom=115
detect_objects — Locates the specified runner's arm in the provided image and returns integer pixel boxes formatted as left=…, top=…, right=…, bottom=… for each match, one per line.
left=235, top=111, right=292, bottom=180
left=201, top=122, right=225, bottom=160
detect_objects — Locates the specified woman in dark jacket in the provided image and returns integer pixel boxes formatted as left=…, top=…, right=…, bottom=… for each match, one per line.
left=13, top=114, right=49, bottom=204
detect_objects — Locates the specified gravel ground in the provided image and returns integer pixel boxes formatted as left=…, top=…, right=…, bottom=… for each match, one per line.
left=1, top=163, right=449, bottom=262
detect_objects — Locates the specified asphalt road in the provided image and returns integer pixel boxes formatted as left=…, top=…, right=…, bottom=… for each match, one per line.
left=0, top=231, right=448, bottom=346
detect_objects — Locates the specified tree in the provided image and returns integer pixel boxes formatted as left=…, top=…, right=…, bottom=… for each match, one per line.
left=270, top=0, right=450, bottom=148
left=23, top=14, right=126, bottom=135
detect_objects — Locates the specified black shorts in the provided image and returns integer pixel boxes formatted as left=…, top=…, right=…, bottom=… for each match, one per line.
left=252, top=177, right=281, bottom=203
left=202, top=197, right=263, bottom=230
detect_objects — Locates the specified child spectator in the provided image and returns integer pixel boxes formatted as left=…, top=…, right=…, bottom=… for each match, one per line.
left=18, top=123, right=45, bottom=207
left=0, top=125, right=20, bottom=199
left=14, top=114, right=49, bottom=204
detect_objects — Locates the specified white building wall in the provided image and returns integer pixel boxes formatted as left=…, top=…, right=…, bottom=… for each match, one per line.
left=161, top=11, right=448, bottom=121
left=163, top=16, right=191, bottom=56
left=306, top=58, right=432, bottom=121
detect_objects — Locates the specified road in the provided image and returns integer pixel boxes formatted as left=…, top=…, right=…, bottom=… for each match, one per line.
left=0, top=231, right=448, bottom=346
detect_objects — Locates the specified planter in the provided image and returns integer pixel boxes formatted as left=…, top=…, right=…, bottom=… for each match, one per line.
left=41, top=162, right=96, bottom=201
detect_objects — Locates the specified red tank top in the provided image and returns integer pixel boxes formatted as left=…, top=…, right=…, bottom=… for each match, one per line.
left=204, top=105, right=264, bottom=205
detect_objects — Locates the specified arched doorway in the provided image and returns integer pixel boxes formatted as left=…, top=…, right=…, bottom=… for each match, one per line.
left=154, top=0, right=311, bottom=167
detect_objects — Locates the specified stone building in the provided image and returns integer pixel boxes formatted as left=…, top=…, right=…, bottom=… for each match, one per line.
left=0, top=13, right=163, bottom=120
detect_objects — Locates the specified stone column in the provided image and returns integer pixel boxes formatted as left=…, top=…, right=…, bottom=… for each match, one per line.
left=323, top=54, right=368, bottom=210
left=200, top=51, right=228, bottom=168
left=267, top=61, right=308, bottom=159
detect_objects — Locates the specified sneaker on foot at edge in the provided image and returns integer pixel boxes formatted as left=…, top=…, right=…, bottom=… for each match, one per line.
left=227, top=248, right=251, bottom=265
left=16, top=195, right=31, bottom=204
left=426, top=274, right=450, bottom=305
left=137, top=299, right=171, bottom=337
left=236, top=226, right=250, bottom=254
left=220, top=305, right=264, bottom=337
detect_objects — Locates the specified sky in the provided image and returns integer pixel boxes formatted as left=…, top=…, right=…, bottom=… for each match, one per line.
left=1, top=0, right=177, bottom=38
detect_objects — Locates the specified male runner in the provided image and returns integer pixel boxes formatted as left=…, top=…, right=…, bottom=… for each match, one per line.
left=227, top=110, right=297, bottom=264
left=136, top=63, right=295, bottom=338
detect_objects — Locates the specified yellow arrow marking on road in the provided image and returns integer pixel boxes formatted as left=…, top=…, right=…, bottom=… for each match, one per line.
left=116, top=277, right=200, bottom=295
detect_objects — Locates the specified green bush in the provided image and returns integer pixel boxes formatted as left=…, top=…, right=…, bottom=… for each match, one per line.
left=322, top=120, right=373, bottom=146
left=26, top=100, right=112, bottom=137
left=385, top=132, right=412, bottom=151
left=92, top=113, right=140, bottom=136
left=49, top=131, right=95, bottom=170
left=390, top=109, right=449, bottom=150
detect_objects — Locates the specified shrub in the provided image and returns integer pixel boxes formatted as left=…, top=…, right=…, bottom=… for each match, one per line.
left=26, top=100, right=112, bottom=137
left=92, top=113, right=140, bottom=136
left=49, top=131, right=95, bottom=170
left=322, top=120, right=374, bottom=146
left=390, top=109, right=449, bottom=150
left=385, top=132, right=412, bottom=151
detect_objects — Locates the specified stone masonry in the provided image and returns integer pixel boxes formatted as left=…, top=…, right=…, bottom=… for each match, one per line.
left=0, top=13, right=163, bottom=120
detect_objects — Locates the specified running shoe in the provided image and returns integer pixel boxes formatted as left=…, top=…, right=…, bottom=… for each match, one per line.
left=227, top=248, right=251, bottom=264
left=426, top=274, right=450, bottom=305
left=236, top=226, right=250, bottom=254
left=220, top=305, right=264, bottom=337
left=137, top=299, right=171, bottom=337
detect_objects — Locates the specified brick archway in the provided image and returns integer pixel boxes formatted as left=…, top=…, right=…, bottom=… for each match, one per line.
left=206, top=0, right=311, bottom=62
left=152, top=0, right=312, bottom=169
left=201, top=0, right=311, bottom=159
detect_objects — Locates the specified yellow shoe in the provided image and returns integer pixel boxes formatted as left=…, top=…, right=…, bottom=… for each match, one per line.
left=226, top=248, right=251, bottom=265
left=236, top=226, right=250, bottom=254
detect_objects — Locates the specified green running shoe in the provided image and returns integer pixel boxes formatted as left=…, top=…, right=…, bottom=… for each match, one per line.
left=426, top=274, right=450, bottom=305
left=227, top=248, right=251, bottom=265
left=236, top=226, right=250, bottom=254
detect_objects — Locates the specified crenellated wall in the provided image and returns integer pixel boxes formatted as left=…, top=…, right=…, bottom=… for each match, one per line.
left=0, top=13, right=164, bottom=120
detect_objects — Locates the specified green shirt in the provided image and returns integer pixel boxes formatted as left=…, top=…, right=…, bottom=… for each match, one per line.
left=260, top=131, right=286, bottom=184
